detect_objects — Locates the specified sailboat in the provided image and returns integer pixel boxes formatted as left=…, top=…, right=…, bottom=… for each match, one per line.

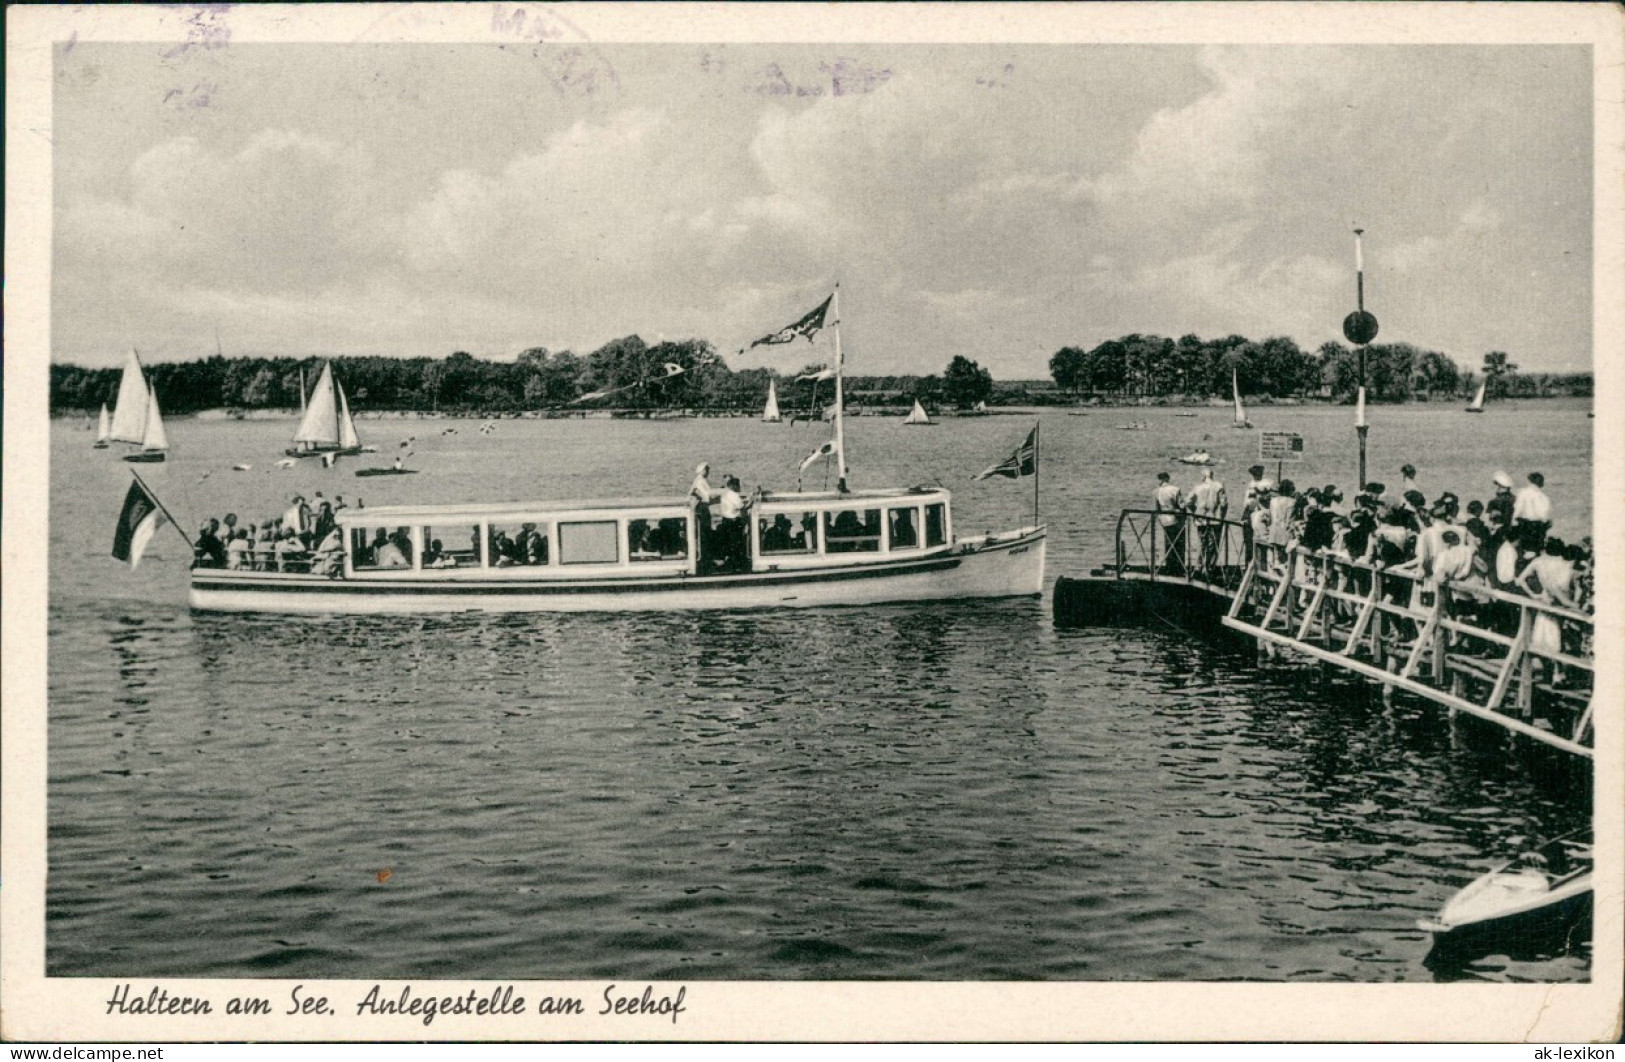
left=93, top=404, right=112, bottom=448
left=1465, top=380, right=1486, bottom=413
left=1231, top=367, right=1252, bottom=429
left=287, top=362, right=369, bottom=457
left=107, top=347, right=165, bottom=460
left=762, top=380, right=782, bottom=423
left=903, top=399, right=935, bottom=426
left=123, top=388, right=169, bottom=463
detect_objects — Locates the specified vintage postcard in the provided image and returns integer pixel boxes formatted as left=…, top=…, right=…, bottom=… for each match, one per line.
left=4, top=2, right=1620, bottom=1043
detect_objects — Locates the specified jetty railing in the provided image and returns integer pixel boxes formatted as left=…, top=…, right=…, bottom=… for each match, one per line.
left=1222, top=544, right=1594, bottom=758
left=1111, top=509, right=1250, bottom=595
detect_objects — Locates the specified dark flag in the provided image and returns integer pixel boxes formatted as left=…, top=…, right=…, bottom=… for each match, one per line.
left=744, top=295, right=833, bottom=352
left=975, top=425, right=1039, bottom=480
left=111, top=477, right=167, bottom=568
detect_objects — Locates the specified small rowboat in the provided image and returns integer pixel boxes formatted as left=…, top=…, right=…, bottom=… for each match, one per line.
left=355, top=467, right=419, bottom=478
left=1418, top=833, right=1592, bottom=956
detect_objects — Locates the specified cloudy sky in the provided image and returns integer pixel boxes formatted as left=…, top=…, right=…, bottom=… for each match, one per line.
left=51, top=39, right=1593, bottom=376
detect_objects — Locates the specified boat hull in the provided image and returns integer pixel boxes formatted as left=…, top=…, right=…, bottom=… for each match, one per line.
left=123, top=452, right=166, bottom=463
left=190, top=529, right=1045, bottom=614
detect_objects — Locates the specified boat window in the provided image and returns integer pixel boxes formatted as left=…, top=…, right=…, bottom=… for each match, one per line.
left=888, top=507, right=920, bottom=550
left=559, top=520, right=620, bottom=565
left=824, top=508, right=882, bottom=553
left=925, top=503, right=947, bottom=547
left=422, top=525, right=481, bottom=569
left=759, top=511, right=818, bottom=555
left=487, top=521, right=550, bottom=567
left=350, top=526, right=414, bottom=571
left=629, top=517, right=689, bottom=562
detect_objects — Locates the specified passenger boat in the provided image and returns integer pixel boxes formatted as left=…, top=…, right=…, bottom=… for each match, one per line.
left=187, top=290, right=1045, bottom=614
left=1418, top=833, right=1592, bottom=955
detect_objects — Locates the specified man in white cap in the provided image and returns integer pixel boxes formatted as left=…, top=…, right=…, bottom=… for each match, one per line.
left=690, top=463, right=716, bottom=568
left=1488, top=471, right=1515, bottom=526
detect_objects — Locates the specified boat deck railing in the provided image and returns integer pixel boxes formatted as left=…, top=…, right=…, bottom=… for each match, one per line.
left=1108, top=509, right=1250, bottom=594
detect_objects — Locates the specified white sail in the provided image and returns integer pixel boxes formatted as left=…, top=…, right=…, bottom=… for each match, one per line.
left=1467, top=380, right=1486, bottom=411
left=109, top=348, right=150, bottom=443
left=338, top=380, right=361, bottom=449
left=142, top=388, right=168, bottom=453
left=1231, top=367, right=1250, bottom=427
left=762, top=381, right=781, bottom=423
left=96, top=403, right=112, bottom=442
left=904, top=399, right=933, bottom=425
left=293, top=362, right=341, bottom=447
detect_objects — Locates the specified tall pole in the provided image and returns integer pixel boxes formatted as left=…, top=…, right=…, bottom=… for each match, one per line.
left=832, top=283, right=849, bottom=494
left=1343, top=228, right=1378, bottom=491
left=1355, top=229, right=1368, bottom=489
left=1032, top=421, right=1041, bottom=529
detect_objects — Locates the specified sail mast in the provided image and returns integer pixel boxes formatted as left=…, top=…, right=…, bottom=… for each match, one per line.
left=832, top=284, right=848, bottom=492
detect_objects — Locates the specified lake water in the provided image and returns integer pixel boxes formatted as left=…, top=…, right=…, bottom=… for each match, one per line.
left=45, top=401, right=1594, bottom=982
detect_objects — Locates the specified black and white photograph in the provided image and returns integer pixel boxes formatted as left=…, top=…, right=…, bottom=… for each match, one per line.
left=4, top=2, right=1620, bottom=1043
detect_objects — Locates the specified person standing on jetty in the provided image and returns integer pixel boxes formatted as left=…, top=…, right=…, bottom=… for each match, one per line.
left=1241, top=464, right=1268, bottom=560
left=1153, top=471, right=1185, bottom=574
left=1514, top=471, right=1553, bottom=553
left=1188, top=468, right=1227, bottom=574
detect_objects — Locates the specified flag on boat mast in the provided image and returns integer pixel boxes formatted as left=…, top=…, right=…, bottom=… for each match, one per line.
left=742, top=295, right=833, bottom=353
left=110, top=476, right=168, bottom=569
left=799, top=440, right=836, bottom=472
left=974, top=424, right=1039, bottom=480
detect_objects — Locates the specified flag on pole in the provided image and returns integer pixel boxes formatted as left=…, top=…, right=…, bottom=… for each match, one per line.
left=661, top=362, right=685, bottom=377
left=797, top=366, right=836, bottom=382
left=744, top=295, right=833, bottom=352
left=974, top=425, right=1038, bottom=480
left=111, top=477, right=167, bottom=568
left=799, top=440, right=836, bottom=472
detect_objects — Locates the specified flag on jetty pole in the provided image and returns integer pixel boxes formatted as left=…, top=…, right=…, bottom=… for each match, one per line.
left=799, top=440, right=836, bottom=472
left=111, top=476, right=168, bottom=569
left=974, top=424, right=1039, bottom=480
left=742, top=295, right=833, bottom=353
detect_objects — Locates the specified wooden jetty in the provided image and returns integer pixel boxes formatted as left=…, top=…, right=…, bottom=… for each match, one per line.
left=1054, top=510, right=1595, bottom=759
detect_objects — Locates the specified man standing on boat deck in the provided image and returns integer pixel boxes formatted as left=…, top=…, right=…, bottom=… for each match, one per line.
left=716, top=476, right=750, bottom=573
left=1152, top=471, right=1185, bottom=575
left=1188, top=468, right=1227, bottom=575
left=690, top=463, right=716, bottom=569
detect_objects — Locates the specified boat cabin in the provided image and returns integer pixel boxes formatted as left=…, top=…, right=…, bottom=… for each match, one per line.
left=334, top=487, right=955, bottom=580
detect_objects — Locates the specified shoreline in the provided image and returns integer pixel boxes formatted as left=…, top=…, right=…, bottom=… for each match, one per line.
left=50, top=394, right=1592, bottom=421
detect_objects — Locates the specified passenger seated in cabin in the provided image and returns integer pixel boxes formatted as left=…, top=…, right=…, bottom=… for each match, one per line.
left=890, top=508, right=918, bottom=549
left=762, top=514, right=795, bottom=553
left=489, top=529, right=515, bottom=566
left=389, top=528, right=414, bottom=566
left=374, top=533, right=410, bottom=569
left=194, top=521, right=226, bottom=569
left=313, top=528, right=344, bottom=576
left=225, top=530, right=252, bottom=569
left=275, top=528, right=310, bottom=573
left=422, top=538, right=444, bottom=567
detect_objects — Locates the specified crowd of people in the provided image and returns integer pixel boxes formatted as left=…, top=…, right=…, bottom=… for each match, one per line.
left=1152, top=462, right=1593, bottom=653
left=192, top=492, right=350, bottom=575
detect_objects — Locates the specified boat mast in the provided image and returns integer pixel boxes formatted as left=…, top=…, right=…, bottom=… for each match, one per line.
left=832, top=284, right=848, bottom=493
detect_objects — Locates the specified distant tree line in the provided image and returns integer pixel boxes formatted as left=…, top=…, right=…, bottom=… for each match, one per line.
left=50, top=338, right=1004, bottom=416
left=1046, top=333, right=1591, bottom=404
left=48, top=332, right=1588, bottom=416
